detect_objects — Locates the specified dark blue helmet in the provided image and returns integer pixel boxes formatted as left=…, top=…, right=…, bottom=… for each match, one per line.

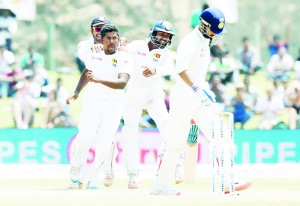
left=149, top=20, right=175, bottom=49
left=91, top=16, right=110, bottom=27
left=200, top=8, right=225, bottom=35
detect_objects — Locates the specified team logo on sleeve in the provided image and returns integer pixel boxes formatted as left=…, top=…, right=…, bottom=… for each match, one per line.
left=153, top=53, right=161, bottom=62
left=112, top=58, right=117, bottom=67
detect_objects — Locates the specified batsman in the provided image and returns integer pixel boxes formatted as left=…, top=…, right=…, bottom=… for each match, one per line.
left=151, top=8, right=252, bottom=195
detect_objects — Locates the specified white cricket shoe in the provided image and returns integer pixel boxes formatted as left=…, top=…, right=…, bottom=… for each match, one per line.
left=70, top=166, right=81, bottom=183
left=103, top=171, right=114, bottom=187
left=225, top=180, right=252, bottom=194
left=150, top=188, right=181, bottom=196
left=174, top=164, right=184, bottom=184
left=68, top=181, right=84, bottom=190
left=128, top=174, right=139, bottom=189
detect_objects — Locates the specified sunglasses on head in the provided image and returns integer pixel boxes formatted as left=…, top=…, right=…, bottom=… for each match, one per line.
left=93, top=27, right=102, bottom=33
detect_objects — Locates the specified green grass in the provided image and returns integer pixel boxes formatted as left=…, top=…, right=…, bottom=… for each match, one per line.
left=0, top=178, right=299, bottom=206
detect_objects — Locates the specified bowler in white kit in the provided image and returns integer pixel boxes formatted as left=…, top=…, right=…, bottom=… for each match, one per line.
left=66, top=24, right=133, bottom=189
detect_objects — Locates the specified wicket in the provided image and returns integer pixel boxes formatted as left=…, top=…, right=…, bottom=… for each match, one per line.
left=209, top=112, right=234, bottom=194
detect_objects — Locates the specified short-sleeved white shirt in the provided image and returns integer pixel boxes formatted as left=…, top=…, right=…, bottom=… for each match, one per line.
left=0, top=49, right=15, bottom=73
left=126, top=39, right=174, bottom=88
left=174, top=26, right=211, bottom=89
left=77, top=38, right=94, bottom=64
left=84, top=50, right=133, bottom=101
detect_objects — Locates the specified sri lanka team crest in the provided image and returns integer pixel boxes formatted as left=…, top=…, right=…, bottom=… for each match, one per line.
left=112, top=58, right=117, bottom=67
left=153, top=53, right=161, bottom=62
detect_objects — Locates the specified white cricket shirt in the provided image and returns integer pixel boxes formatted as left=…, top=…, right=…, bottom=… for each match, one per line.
left=175, top=26, right=211, bottom=88
left=126, top=39, right=174, bottom=88
left=77, top=38, right=94, bottom=64
left=84, top=50, right=133, bottom=101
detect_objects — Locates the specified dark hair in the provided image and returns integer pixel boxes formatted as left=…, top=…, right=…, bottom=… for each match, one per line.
left=242, top=36, right=249, bottom=43
left=202, top=3, right=209, bottom=11
left=100, top=24, right=119, bottom=38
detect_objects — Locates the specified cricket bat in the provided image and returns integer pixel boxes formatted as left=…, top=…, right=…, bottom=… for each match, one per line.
left=184, top=143, right=198, bottom=184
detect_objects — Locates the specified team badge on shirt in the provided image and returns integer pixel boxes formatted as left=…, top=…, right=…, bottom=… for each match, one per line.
left=112, top=58, right=117, bottom=67
left=153, top=53, right=161, bottom=62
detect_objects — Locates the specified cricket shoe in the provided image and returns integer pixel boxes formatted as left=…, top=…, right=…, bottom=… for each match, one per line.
left=128, top=174, right=139, bottom=189
left=68, top=181, right=84, bottom=190
left=224, top=180, right=252, bottom=194
left=174, top=163, right=184, bottom=184
left=150, top=188, right=181, bottom=196
left=103, top=171, right=114, bottom=187
left=87, top=181, right=99, bottom=190
left=70, top=166, right=81, bottom=183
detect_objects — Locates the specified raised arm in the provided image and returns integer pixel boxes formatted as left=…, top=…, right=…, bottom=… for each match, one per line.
left=260, top=17, right=272, bottom=45
left=284, top=17, right=291, bottom=44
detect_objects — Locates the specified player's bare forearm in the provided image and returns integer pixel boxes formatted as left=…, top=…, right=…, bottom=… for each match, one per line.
left=87, top=72, right=130, bottom=89
left=74, top=69, right=89, bottom=93
left=66, top=69, right=89, bottom=104
left=284, top=17, right=291, bottom=43
left=178, top=70, right=194, bottom=87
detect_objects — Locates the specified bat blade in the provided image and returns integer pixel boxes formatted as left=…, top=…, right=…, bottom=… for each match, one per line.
left=184, top=143, right=198, bottom=184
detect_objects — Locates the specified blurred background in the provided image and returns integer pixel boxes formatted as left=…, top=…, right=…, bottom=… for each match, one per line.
left=0, top=0, right=299, bottom=129
left=10, top=0, right=300, bottom=69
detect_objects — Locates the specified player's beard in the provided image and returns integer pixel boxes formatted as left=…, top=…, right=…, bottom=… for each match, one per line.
left=94, top=33, right=101, bottom=43
left=154, top=38, right=169, bottom=49
left=104, top=44, right=116, bottom=54
left=202, top=33, right=211, bottom=39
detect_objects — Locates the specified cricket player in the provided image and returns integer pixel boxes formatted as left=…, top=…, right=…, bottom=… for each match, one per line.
left=119, top=20, right=175, bottom=189
left=66, top=24, right=133, bottom=189
left=68, top=16, right=111, bottom=189
left=151, top=8, right=251, bottom=195
left=77, top=16, right=110, bottom=64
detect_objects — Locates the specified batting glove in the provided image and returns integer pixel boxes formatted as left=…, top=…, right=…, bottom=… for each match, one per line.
left=187, top=124, right=199, bottom=145
left=191, top=84, right=216, bottom=106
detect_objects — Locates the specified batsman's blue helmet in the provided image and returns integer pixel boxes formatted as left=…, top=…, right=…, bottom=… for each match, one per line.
left=200, top=8, right=225, bottom=34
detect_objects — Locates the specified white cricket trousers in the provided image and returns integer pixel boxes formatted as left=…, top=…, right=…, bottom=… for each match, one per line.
left=70, top=96, right=123, bottom=182
left=121, top=86, right=168, bottom=174
left=153, top=85, right=214, bottom=190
